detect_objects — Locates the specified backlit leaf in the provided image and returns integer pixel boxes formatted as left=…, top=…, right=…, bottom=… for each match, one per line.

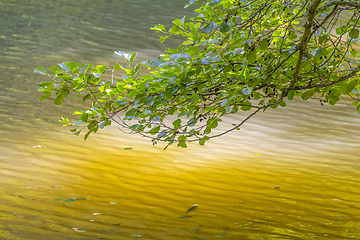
left=34, top=66, right=47, bottom=75
left=54, top=95, right=64, bottom=105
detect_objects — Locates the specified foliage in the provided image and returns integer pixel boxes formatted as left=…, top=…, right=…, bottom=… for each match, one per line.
left=35, top=0, right=360, bottom=148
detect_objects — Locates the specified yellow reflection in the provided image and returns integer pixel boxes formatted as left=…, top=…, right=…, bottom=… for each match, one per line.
left=1, top=98, right=360, bottom=239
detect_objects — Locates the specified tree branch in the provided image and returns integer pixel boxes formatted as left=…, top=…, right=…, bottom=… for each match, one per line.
left=284, top=0, right=322, bottom=97
left=294, top=65, right=360, bottom=90
left=317, top=0, right=360, bottom=13
left=189, top=108, right=261, bottom=142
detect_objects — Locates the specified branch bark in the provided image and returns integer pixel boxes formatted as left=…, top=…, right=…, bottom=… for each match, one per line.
left=288, top=0, right=323, bottom=93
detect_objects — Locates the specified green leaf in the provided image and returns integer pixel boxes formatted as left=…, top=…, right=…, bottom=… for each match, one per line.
left=151, top=24, right=166, bottom=32
left=187, top=117, right=197, bottom=127
left=315, top=48, right=324, bottom=58
left=84, top=131, right=91, bottom=140
left=184, top=0, right=198, bottom=8
left=177, top=141, right=187, bottom=148
left=130, top=52, right=138, bottom=65
left=172, top=119, right=181, bottom=128
left=54, top=95, right=64, bottom=105
left=345, top=81, right=357, bottom=94
left=191, top=94, right=199, bottom=104
left=231, top=105, right=239, bottom=114
left=115, top=51, right=130, bottom=61
left=199, top=139, right=205, bottom=145
left=149, top=126, right=160, bottom=135
left=80, top=64, right=92, bottom=74
left=336, top=26, right=346, bottom=35
left=173, top=18, right=184, bottom=28
left=82, top=94, right=91, bottom=102
left=74, top=130, right=82, bottom=136
left=221, top=98, right=229, bottom=107
left=279, top=101, right=286, bottom=107
left=134, top=63, right=141, bottom=73
left=80, top=113, right=88, bottom=122
left=259, top=39, right=269, bottom=50
left=319, top=35, right=327, bottom=45
left=59, top=62, right=70, bottom=72
left=178, top=111, right=188, bottom=117
left=87, top=122, right=99, bottom=132
left=350, top=48, right=358, bottom=58
left=99, top=121, right=106, bottom=129
left=270, top=103, right=278, bottom=109
left=74, top=120, right=83, bottom=128
left=287, top=90, right=295, bottom=100
left=241, top=100, right=252, bottom=111
left=49, top=66, right=62, bottom=75
left=159, top=35, right=170, bottom=43
left=34, top=66, right=47, bottom=75
left=40, top=94, right=51, bottom=101
left=219, top=23, right=230, bottom=32
left=246, top=50, right=256, bottom=63
left=357, top=105, right=360, bottom=114
left=92, top=65, right=107, bottom=74
left=349, top=29, right=359, bottom=39
left=204, top=126, right=211, bottom=134
left=208, top=118, right=218, bottom=128
left=204, top=22, right=217, bottom=33
left=158, top=130, right=167, bottom=138
left=125, top=108, right=136, bottom=118
left=60, top=117, right=69, bottom=123
left=184, top=2, right=193, bottom=8
left=68, top=62, right=79, bottom=73
left=169, top=25, right=179, bottom=34
left=114, top=63, right=123, bottom=71
left=146, top=97, right=155, bottom=106
left=168, top=106, right=176, bottom=115
left=242, top=87, right=253, bottom=95
left=253, top=92, right=260, bottom=100
left=73, top=110, right=83, bottom=115
left=184, top=46, right=199, bottom=56
left=301, top=90, right=315, bottom=100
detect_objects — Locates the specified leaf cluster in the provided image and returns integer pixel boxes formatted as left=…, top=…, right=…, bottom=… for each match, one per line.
left=35, top=0, right=360, bottom=148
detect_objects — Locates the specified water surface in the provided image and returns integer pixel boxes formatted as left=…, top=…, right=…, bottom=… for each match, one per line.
left=1, top=1, right=360, bottom=239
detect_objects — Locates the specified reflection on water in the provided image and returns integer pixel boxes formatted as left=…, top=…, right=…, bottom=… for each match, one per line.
left=2, top=98, right=360, bottom=239
left=1, top=0, right=360, bottom=239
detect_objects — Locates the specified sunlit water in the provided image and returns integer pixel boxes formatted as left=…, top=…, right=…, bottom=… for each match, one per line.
left=1, top=1, right=360, bottom=239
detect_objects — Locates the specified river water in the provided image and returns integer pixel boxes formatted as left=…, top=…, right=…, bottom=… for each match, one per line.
left=1, top=1, right=360, bottom=239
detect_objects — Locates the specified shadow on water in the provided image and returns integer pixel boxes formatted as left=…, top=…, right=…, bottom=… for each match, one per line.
left=1, top=0, right=360, bottom=239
